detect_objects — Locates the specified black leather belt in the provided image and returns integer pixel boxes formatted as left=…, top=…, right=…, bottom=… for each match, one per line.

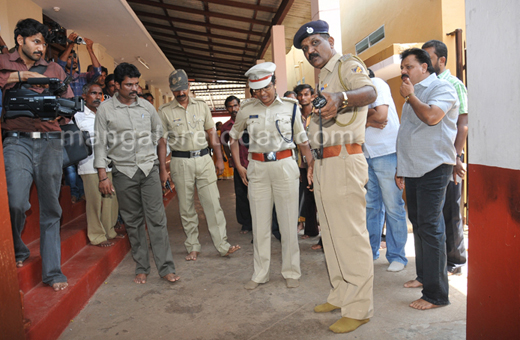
left=3, top=131, right=62, bottom=139
left=171, top=148, right=209, bottom=158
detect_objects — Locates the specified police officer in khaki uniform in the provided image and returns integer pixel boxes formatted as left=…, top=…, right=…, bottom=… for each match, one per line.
left=229, top=62, right=314, bottom=290
left=158, top=70, right=240, bottom=261
left=294, top=21, right=377, bottom=333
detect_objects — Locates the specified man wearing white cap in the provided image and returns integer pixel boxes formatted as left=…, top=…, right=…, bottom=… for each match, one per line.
left=158, top=69, right=240, bottom=261
left=294, top=20, right=377, bottom=333
left=229, top=62, right=314, bottom=290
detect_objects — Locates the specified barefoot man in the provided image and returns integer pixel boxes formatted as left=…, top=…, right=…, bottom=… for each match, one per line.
left=396, top=48, right=459, bottom=309
left=95, top=63, right=179, bottom=284
left=158, top=70, right=239, bottom=261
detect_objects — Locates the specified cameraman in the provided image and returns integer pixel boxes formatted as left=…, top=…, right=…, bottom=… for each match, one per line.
left=58, top=32, right=101, bottom=96
left=0, top=18, right=73, bottom=291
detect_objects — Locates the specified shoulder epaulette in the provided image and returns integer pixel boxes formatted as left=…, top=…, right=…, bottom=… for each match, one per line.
left=281, top=97, right=298, bottom=104
left=239, top=98, right=257, bottom=108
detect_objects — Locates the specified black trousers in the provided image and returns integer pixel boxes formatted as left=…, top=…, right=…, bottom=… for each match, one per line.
left=443, top=180, right=467, bottom=271
left=299, top=168, right=319, bottom=236
left=233, top=167, right=252, bottom=231
left=406, top=164, right=452, bottom=306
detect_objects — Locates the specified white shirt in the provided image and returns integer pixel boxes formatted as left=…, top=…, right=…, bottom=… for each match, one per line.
left=363, top=77, right=400, bottom=158
left=75, top=106, right=112, bottom=175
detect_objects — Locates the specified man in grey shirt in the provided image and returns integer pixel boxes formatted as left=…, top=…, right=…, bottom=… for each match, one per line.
left=94, top=63, right=179, bottom=284
left=395, top=48, right=458, bottom=310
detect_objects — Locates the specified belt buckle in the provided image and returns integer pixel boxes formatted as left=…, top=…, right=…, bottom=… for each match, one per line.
left=311, top=149, right=321, bottom=160
left=30, top=132, right=41, bottom=139
left=190, top=150, right=201, bottom=158
left=265, top=152, right=276, bottom=162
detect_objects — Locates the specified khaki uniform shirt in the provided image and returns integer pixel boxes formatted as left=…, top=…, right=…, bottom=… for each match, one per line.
left=307, top=53, right=375, bottom=147
left=94, top=93, right=162, bottom=179
left=158, top=97, right=214, bottom=152
left=229, top=96, right=308, bottom=153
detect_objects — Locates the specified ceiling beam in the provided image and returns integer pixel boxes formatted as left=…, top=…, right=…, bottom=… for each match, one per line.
left=184, top=72, right=246, bottom=82
left=154, top=36, right=258, bottom=53
left=134, top=10, right=265, bottom=37
left=128, top=0, right=271, bottom=26
left=164, top=51, right=251, bottom=66
left=143, top=23, right=262, bottom=46
left=259, top=0, right=295, bottom=59
left=202, top=0, right=276, bottom=13
left=158, top=43, right=256, bottom=60
left=170, top=60, right=243, bottom=73
left=167, top=56, right=251, bottom=72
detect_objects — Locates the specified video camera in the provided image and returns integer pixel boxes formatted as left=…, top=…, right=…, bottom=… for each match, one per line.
left=3, top=77, right=84, bottom=120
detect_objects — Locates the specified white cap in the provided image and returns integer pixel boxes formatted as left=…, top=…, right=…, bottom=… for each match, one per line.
left=245, top=62, right=276, bottom=90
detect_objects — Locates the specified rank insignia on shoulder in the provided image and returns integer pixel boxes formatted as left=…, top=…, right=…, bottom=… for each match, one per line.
left=352, top=66, right=363, bottom=73
left=249, top=115, right=259, bottom=119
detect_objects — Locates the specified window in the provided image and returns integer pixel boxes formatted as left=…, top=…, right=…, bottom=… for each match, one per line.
left=356, top=25, right=385, bottom=55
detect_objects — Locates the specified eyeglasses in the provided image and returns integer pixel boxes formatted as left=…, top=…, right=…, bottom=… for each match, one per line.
left=253, top=83, right=273, bottom=94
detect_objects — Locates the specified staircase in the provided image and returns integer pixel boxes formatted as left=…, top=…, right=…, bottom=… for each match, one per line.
left=17, top=184, right=174, bottom=340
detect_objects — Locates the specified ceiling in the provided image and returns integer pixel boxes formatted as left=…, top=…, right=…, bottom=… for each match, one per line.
left=32, top=0, right=311, bottom=109
left=33, top=0, right=175, bottom=94
left=127, top=0, right=298, bottom=84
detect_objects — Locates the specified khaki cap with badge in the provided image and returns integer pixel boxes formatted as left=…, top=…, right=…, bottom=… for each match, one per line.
left=169, top=69, right=189, bottom=91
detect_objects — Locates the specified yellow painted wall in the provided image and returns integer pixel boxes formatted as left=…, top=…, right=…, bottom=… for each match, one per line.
left=285, top=45, right=317, bottom=91
left=0, top=0, right=43, bottom=48
left=337, top=0, right=465, bottom=117
left=340, top=0, right=444, bottom=59
left=441, top=0, right=466, bottom=77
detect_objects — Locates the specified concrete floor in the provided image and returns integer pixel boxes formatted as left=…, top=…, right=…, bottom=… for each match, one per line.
left=59, top=179, right=467, bottom=340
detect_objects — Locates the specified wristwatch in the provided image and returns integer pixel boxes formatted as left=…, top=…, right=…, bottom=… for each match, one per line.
left=341, top=91, right=348, bottom=108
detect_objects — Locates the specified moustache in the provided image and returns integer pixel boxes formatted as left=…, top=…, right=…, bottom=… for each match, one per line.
left=401, top=74, right=409, bottom=81
left=93, top=99, right=101, bottom=104
left=130, top=91, right=137, bottom=96
left=309, top=53, right=320, bottom=60
left=176, top=94, right=187, bottom=99
left=33, top=52, right=42, bottom=56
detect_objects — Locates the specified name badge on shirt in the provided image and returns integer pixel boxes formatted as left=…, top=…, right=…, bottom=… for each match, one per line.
left=173, top=118, right=181, bottom=123
left=249, top=115, right=258, bottom=119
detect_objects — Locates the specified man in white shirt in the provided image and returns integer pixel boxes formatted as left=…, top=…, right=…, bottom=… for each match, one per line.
left=76, top=83, right=123, bottom=247
left=364, top=70, right=408, bottom=272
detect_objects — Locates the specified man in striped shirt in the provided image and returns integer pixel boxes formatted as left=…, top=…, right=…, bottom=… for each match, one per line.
left=423, top=40, right=468, bottom=277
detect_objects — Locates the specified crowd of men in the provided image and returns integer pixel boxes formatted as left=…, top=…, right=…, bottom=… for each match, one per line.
left=0, top=17, right=467, bottom=334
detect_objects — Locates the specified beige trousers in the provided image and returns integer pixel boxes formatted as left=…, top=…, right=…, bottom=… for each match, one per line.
left=247, top=157, right=301, bottom=283
left=81, top=173, right=118, bottom=245
left=170, top=154, right=230, bottom=255
left=313, top=146, right=374, bottom=320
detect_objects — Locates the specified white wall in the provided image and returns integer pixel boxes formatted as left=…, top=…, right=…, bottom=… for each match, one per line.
left=466, top=0, right=520, bottom=170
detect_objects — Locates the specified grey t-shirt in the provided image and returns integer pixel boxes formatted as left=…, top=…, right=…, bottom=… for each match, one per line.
left=396, top=73, right=459, bottom=178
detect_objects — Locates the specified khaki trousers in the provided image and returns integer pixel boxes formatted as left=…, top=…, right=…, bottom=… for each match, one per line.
left=81, top=173, right=119, bottom=245
left=247, top=157, right=301, bottom=283
left=313, top=147, right=374, bottom=319
left=170, top=154, right=230, bottom=255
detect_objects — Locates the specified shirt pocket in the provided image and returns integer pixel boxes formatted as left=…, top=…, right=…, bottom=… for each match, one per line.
left=275, top=114, right=293, bottom=140
left=246, top=118, right=260, bottom=136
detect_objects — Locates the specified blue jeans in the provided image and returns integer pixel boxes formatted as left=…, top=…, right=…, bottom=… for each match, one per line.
left=3, top=136, right=67, bottom=285
left=366, top=153, right=408, bottom=265
left=406, top=164, right=452, bottom=306
left=64, top=164, right=84, bottom=199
